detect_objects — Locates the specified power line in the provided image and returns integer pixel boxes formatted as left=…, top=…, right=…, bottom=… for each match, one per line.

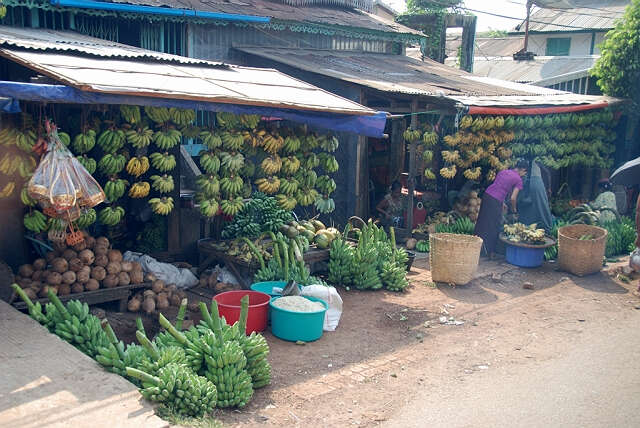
left=506, top=0, right=623, bottom=20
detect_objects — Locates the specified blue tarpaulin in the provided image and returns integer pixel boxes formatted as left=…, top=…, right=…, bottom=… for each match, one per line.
left=0, top=81, right=387, bottom=138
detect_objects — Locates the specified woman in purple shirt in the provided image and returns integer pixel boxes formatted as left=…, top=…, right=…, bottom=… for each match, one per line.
left=474, top=160, right=529, bottom=258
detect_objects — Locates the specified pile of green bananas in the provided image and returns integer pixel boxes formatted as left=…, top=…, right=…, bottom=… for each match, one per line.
left=435, top=217, right=475, bottom=235
left=327, top=225, right=354, bottom=286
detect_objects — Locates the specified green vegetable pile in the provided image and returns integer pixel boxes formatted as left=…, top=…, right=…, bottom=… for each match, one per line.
left=602, top=218, right=637, bottom=258
left=544, top=219, right=566, bottom=261
left=415, top=240, right=430, bottom=252
left=221, top=192, right=293, bottom=239
left=434, top=217, right=475, bottom=235
left=328, top=221, right=409, bottom=292
left=12, top=285, right=270, bottom=417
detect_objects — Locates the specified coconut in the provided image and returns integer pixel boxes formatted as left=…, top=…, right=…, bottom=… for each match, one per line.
left=187, top=301, right=199, bottom=312
left=129, top=270, right=144, bottom=284
left=72, top=240, right=87, bottom=252
left=152, top=280, right=165, bottom=293
left=62, top=249, right=77, bottom=262
left=62, top=271, right=76, bottom=285
left=31, top=270, right=44, bottom=282
left=143, top=297, right=156, bottom=314
left=58, top=284, right=71, bottom=296
left=33, top=258, right=47, bottom=270
left=91, top=266, right=106, bottom=281
left=18, top=264, right=34, bottom=278
left=106, top=262, right=122, bottom=275
left=93, top=246, right=108, bottom=257
left=107, top=249, right=123, bottom=264
left=144, top=272, right=157, bottom=283
left=156, top=294, right=169, bottom=310
left=71, top=283, right=84, bottom=294
left=166, top=284, right=178, bottom=295
left=69, top=258, right=84, bottom=272
left=94, top=254, right=109, bottom=267
left=85, top=236, right=96, bottom=249
left=405, top=238, right=417, bottom=250
left=131, top=262, right=143, bottom=272
left=120, top=261, right=133, bottom=273
left=128, top=296, right=141, bottom=312
left=85, top=279, right=100, bottom=291
left=95, top=237, right=110, bottom=248
left=78, top=249, right=95, bottom=265
left=51, top=258, right=69, bottom=274
left=76, top=266, right=91, bottom=284
left=143, top=290, right=156, bottom=299
left=24, top=288, right=38, bottom=300
left=16, top=277, right=32, bottom=289
left=169, top=294, right=181, bottom=306
left=118, top=272, right=130, bottom=286
left=103, top=274, right=119, bottom=288
left=47, top=271, right=62, bottom=286
left=45, top=251, right=57, bottom=263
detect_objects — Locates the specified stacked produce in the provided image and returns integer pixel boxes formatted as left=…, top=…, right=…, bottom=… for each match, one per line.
left=196, top=115, right=339, bottom=218
left=221, top=192, right=293, bottom=239
left=12, top=286, right=271, bottom=416
left=502, top=223, right=547, bottom=244
left=0, top=113, right=39, bottom=203
left=451, top=190, right=482, bottom=222
left=565, top=203, right=619, bottom=225
left=13, top=232, right=144, bottom=300
left=435, top=217, right=475, bottom=235
left=328, top=221, right=409, bottom=292
left=126, top=278, right=187, bottom=314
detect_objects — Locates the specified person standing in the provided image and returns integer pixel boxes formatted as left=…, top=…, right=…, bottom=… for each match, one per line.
left=474, top=160, right=529, bottom=258
left=376, top=181, right=407, bottom=228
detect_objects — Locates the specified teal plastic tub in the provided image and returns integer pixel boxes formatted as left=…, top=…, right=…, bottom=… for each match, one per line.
left=269, top=296, right=328, bottom=342
left=250, top=281, right=289, bottom=297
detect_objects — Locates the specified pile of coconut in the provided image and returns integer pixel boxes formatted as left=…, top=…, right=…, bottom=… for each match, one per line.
left=14, top=232, right=145, bottom=300
left=452, top=190, right=482, bottom=223
left=127, top=276, right=187, bottom=314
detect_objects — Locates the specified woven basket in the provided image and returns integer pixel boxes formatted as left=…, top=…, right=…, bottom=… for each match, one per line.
left=429, top=233, right=483, bottom=285
left=558, top=224, right=607, bottom=276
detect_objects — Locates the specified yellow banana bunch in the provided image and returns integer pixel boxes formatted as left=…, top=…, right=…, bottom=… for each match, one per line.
left=403, top=128, right=422, bottom=143
left=0, top=181, right=15, bottom=198
left=422, top=131, right=438, bottom=146
left=0, top=127, right=16, bottom=146
left=275, top=194, right=297, bottom=211
left=0, top=152, right=17, bottom=175
left=220, top=196, right=244, bottom=216
left=460, top=115, right=473, bottom=129
left=260, top=155, right=282, bottom=175
left=424, top=168, right=436, bottom=180
left=255, top=177, right=280, bottom=194
left=440, top=165, right=457, bottom=179
left=126, top=156, right=150, bottom=177
left=263, top=133, right=284, bottom=154
left=199, top=198, right=220, bottom=217
left=128, top=181, right=151, bottom=198
left=295, top=187, right=318, bottom=206
left=149, top=197, right=174, bottom=215
left=487, top=169, right=497, bottom=182
left=281, top=156, right=301, bottom=174
left=463, top=167, right=482, bottom=180
left=441, top=150, right=460, bottom=163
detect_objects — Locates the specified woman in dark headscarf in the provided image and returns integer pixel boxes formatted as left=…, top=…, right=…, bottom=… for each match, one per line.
left=518, top=160, right=554, bottom=232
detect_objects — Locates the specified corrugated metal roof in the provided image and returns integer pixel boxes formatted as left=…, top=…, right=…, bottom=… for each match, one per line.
left=236, top=46, right=619, bottom=107
left=0, top=26, right=218, bottom=65
left=446, top=36, right=525, bottom=58
left=107, top=0, right=422, bottom=35
left=0, top=28, right=376, bottom=115
left=448, top=55, right=600, bottom=83
left=514, top=1, right=628, bottom=32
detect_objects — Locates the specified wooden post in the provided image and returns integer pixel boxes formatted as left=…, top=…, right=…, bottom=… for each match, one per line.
left=407, top=99, right=418, bottom=232
left=460, top=15, right=477, bottom=73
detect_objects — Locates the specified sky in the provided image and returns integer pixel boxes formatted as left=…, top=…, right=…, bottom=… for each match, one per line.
left=385, top=0, right=530, bottom=32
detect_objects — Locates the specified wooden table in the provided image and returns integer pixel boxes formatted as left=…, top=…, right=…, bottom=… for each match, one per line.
left=12, top=282, right=151, bottom=312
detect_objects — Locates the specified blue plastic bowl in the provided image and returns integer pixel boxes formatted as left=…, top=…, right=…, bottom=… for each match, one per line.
left=269, top=296, right=328, bottom=342
left=250, top=281, right=289, bottom=297
left=505, top=243, right=545, bottom=268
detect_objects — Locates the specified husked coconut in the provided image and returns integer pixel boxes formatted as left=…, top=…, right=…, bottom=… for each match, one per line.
left=118, top=272, right=130, bottom=286
left=131, top=262, right=142, bottom=272
left=91, top=266, right=106, bottom=281
left=71, top=283, right=84, bottom=294
left=128, top=296, right=141, bottom=312
left=152, top=280, right=165, bottom=293
left=31, top=270, right=44, bottom=282
left=51, top=258, right=69, bottom=274
left=78, top=249, right=95, bottom=265
left=93, top=246, right=108, bottom=257
left=62, top=249, right=77, bottom=261
left=103, top=274, right=118, bottom=288
left=85, top=279, right=99, bottom=291
left=72, top=240, right=87, bottom=252
left=85, top=236, right=96, bottom=249
left=144, top=272, right=157, bottom=283
left=47, top=271, right=62, bottom=285
left=94, top=254, right=109, bottom=267
left=120, top=261, right=133, bottom=273
left=58, top=284, right=71, bottom=296
left=95, top=237, right=110, bottom=248
left=33, top=258, right=47, bottom=270
left=62, top=271, right=76, bottom=285
left=18, top=264, right=34, bottom=278
left=69, top=258, right=84, bottom=272
left=156, top=294, right=169, bottom=310
left=106, top=262, right=121, bottom=275
left=77, top=266, right=91, bottom=283
left=143, top=297, right=155, bottom=314
left=129, top=270, right=143, bottom=284
left=107, top=249, right=123, bottom=263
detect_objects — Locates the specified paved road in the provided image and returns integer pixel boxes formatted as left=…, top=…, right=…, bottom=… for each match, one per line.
left=385, top=310, right=640, bottom=428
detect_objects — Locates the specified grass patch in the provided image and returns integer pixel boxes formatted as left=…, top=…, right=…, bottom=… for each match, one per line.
left=155, top=406, right=223, bottom=428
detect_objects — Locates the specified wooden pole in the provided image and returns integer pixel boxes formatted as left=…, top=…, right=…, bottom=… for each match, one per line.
left=524, top=0, right=532, bottom=52
left=407, top=99, right=418, bottom=232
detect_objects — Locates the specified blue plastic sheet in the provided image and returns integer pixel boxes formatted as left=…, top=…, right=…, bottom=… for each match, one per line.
left=0, top=81, right=387, bottom=137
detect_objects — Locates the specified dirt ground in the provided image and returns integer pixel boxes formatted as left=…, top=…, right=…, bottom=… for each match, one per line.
left=108, top=255, right=640, bottom=427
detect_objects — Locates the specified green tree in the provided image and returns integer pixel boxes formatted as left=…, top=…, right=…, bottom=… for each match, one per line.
left=592, top=0, right=640, bottom=104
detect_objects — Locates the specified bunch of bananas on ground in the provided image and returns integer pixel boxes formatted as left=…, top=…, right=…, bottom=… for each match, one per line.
left=149, top=152, right=176, bottom=172
left=128, top=181, right=150, bottom=198
left=199, top=151, right=221, bottom=174
left=221, top=197, right=245, bottom=216
left=199, top=129, right=222, bottom=149
left=125, top=126, right=153, bottom=148
left=20, top=186, right=36, bottom=206
left=221, top=131, right=245, bottom=151
left=424, top=168, right=436, bottom=180
left=318, top=153, right=339, bottom=173
left=220, top=175, right=243, bottom=197
left=295, top=187, right=318, bottom=206
left=327, top=229, right=354, bottom=285
left=314, top=195, right=335, bottom=213
left=120, top=105, right=141, bottom=124
left=149, top=197, right=174, bottom=215
left=220, top=151, right=245, bottom=172
left=153, top=128, right=182, bottom=150
left=263, top=133, right=284, bottom=154
left=104, top=178, right=128, bottom=201
left=78, top=155, right=97, bottom=174
left=279, top=177, right=299, bottom=196
left=144, top=106, right=171, bottom=124
left=97, top=128, right=126, bottom=153
left=98, top=205, right=125, bottom=226
left=98, top=154, right=126, bottom=175
left=0, top=181, right=15, bottom=198
left=282, top=135, right=301, bottom=154
left=196, top=175, right=220, bottom=197
left=281, top=156, right=301, bottom=174
left=275, top=194, right=297, bottom=210
left=255, top=176, right=280, bottom=195
left=440, top=165, right=457, bottom=179
left=74, top=208, right=96, bottom=229
left=72, top=129, right=96, bottom=154
left=199, top=198, right=220, bottom=217
left=126, top=156, right=149, bottom=177
left=260, top=155, right=282, bottom=175
left=169, top=108, right=196, bottom=126
left=315, top=175, right=336, bottom=195
left=463, top=167, right=482, bottom=180
left=380, top=230, right=409, bottom=292
left=150, top=174, right=174, bottom=194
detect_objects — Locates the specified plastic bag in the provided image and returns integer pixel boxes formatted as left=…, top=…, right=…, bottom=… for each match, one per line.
left=300, top=284, right=343, bottom=331
left=123, top=251, right=199, bottom=289
left=630, top=247, right=640, bottom=272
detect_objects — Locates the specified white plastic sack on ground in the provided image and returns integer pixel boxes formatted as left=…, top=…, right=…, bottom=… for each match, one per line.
left=300, top=284, right=343, bottom=331
left=123, top=251, right=198, bottom=289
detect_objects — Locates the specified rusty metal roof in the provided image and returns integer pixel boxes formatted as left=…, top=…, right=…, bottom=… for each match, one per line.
left=236, top=46, right=621, bottom=107
left=0, top=26, right=217, bottom=65
left=514, top=1, right=628, bottom=32
left=0, top=27, right=376, bottom=115
left=445, top=36, right=525, bottom=59
left=108, top=0, right=421, bottom=35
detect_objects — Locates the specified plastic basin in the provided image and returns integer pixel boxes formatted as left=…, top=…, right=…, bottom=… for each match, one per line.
left=213, top=290, right=270, bottom=333
left=505, top=243, right=545, bottom=268
left=269, top=296, right=328, bottom=342
left=250, top=281, right=293, bottom=297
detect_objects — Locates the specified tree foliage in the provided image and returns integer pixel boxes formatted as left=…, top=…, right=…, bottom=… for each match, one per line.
left=592, top=0, right=640, bottom=104
left=406, top=0, right=462, bottom=13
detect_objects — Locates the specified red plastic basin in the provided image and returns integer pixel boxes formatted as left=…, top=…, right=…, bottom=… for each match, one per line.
left=213, top=290, right=270, bottom=333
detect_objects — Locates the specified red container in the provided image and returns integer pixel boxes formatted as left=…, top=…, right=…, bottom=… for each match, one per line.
left=213, top=290, right=270, bottom=333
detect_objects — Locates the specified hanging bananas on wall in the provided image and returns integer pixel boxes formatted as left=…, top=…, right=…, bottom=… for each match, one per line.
left=23, top=210, right=47, bottom=233
left=149, top=197, right=174, bottom=215
left=120, top=105, right=141, bottom=124
left=220, top=151, right=245, bottom=172
left=98, top=154, right=126, bottom=176
left=144, top=106, right=171, bottom=124
left=220, top=175, right=243, bottom=197
left=72, top=129, right=96, bottom=154
left=149, top=152, right=176, bottom=172
left=169, top=108, right=196, bottom=126
left=128, top=181, right=151, bottom=198
left=150, top=174, right=174, bottom=194
left=126, top=156, right=150, bottom=177
left=199, top=129, right=222, bottom=150
left=220, top=196, right=244, bottom=216
left=254, top=177, right=280, bottom=195
left=196, top=175, right=220, bottom=197
left=153, top=128, right=182, bottom=150
left=199, top=151, right=221, bottom=174
left=260, top=155, right=282, bottom=175
left=98, top=206, right=125, bottom=226
left=125, top=126, right=153, bottom=148
left=104, top=178, right=128, bottom=201
left=97, top=128, right=126, bottom=153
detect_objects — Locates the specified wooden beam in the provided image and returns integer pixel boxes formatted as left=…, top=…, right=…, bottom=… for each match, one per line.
left=460, top=15, right=477, bottom=73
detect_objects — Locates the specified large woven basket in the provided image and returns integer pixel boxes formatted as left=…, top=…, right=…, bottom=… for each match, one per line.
left=429, top=233, right=483, bottom=285
left=558, top=224, right=607, bottom=276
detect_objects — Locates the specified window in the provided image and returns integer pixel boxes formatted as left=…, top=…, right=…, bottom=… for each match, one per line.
left=546, top=38, right=571, bottom=56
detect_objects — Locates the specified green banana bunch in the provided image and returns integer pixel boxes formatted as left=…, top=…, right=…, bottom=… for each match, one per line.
left=221, top=131, right=245, bottom=151
left=144, top=106, right=171, bottom=124
left=328, top=226, right=354, bottom=286
left=104, top=178, right=128, bottom=201
left=153, top=128, right=182, bottom=150
left=98, top=205, right=125, bottom=226
left=295, top=187, right=318, bottom=207
left=20, top=185, right=37, bottom=207
left=199, top=151, right=221, bottom=174
left=196, top=175, right=220, bottom=197
left=58, top=131, right=71, bottom=146
left=314, top=195, right=335, bottom=214
left=239, top=159, right=255, bottom=178
left=149, top=197, right=174, bottom=215
left=220, top=175, right=243, bottom=197
left=319, top=135, right=339, bottom=152
left=98, top=153, right=126, bottom=175
left=157, top=313, right=205, bottom=373
left=220, top=151, right=245, bottom=172
left=295, top=169, right=317, bottom=188
left=282, top=135, right=301, bottom=154
left=23, top=210, right=47, bottom=233
left=169, top=108, right=196, bottom=126
left=125, top=126, right=153, bottom=148
left=13, top=129, right=37, bottom=152
left=281, top=156, right=301, bottom=175
left=72, top=130, right=96, bottom=154
left=149, top=152, right=176, bottom=172
left=279, top=177, right=299, bottom=196
left=74, top=208, right=97, bottom=229
left=199, top=130, right=222, bottom=149
left=200, top=198, right=220, bottom=217
left=78, top=155, right=97, bottom=174
left=97, top=128, right=126, bottom=153
left=120, top=105, right=141, bottom=124
left=318, top=153, right=339, bottom=173
left=150, top=174, right=174, bottom=194
left=220, top=197, right=244, bottom=216
left=315, top=175, right=336, bottom=195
